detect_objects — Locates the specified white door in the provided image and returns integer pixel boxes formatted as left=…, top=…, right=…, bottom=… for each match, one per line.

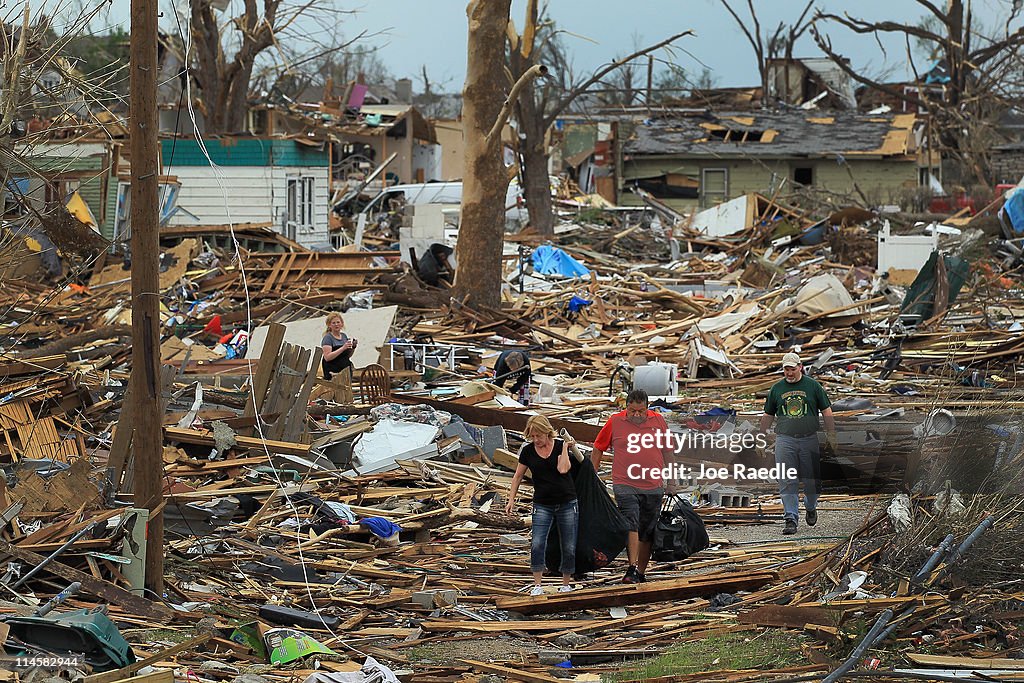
left=286, top=176, right=315, bottom=240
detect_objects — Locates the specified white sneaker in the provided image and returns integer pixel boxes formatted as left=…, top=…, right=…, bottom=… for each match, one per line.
left=558, top=584, right=575, bottom=593
left=529, top=585, right=545, bottom=597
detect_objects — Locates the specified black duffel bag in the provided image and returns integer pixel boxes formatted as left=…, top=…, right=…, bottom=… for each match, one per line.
left=545, top=458, right=630, bottom=577
left=651, top=497, right=710, bottom=562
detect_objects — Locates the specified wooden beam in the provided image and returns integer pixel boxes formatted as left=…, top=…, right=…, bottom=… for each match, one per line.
left=459, top=660, right=562, bottom=683
left=245, top=322, right=286, bottom=422
left=164, top=426, right=311, bottom=456
left=738, top=604, right=838, bottom=628
left=389, top=393, right=602, bottom=442
left=496, top=572, right=777, bottom=615
left=0, top=539, right=174, bottom=621
left=0, top=355, right=67, bottom=378
left=82, top=635, right=211, bottom=683
left=905, top=653, right=1024, bottom=669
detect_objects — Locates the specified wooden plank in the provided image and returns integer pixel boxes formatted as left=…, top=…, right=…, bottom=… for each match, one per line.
left=82, top=634, right=211, bottom=683
left=0, top=354, right=67, bottom=378
left=104, top=379, right=137, bottom=493
left=0, top=539, right=175, bottom=621
left=285, top=346, right=321, bottom=441
left=164, top=426, right=311, bottom=456
left=496, top=572, right=777, bottom=615
left=738, top=605, right=837, bottom=628
left=423, top=619, right=605, bottom=632
left=245, top=322, right=286, bottom=421
left=450, top=391, right=497, bottom=405
left=459, top=660, right=561, bottom=683
left=390, top=394, right=602, bottom=443
left=492, top=448, right=522, bottom=473
left=905, top=653, right=1024, bottom=669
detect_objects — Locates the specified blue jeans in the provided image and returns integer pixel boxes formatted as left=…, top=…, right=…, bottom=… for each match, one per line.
left=531, top=500, right=578, bottom=575
left=775, top=434, right=820, bottom=523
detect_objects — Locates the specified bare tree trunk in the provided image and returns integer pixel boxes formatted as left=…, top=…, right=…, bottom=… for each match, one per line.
left=518, top=91, right=555, bottom=235
left=522, top=142, right=554, bottom=234
left=453, top=0, right=513, bottom=309
left=189, top=0, right=279, bottom=134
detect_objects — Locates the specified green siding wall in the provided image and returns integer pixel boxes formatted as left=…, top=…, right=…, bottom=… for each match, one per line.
left=160, top=139, right=329, bottom=167
left=270, top=140, right=330, bottom=167
left=621, top=157, right=917, bottom=211
left=162, top=138, right=271, bottom=166
left=10, top=146, right=114, bottom=239
left=102, top=176, right=120, bottom=241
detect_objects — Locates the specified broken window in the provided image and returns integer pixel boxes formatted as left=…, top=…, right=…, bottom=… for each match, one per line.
left=709, top=128, right=765, bottom=143
left=701, top=168, right=728, bottom=208
left=633, top=174, right=699, bottom=200
left=793, top=167, right=814, bottom=187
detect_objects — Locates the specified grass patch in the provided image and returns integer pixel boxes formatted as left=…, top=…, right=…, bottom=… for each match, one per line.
left=612, top=630, right=807, bottom=681
left=125, top=628, right=198, bottom=644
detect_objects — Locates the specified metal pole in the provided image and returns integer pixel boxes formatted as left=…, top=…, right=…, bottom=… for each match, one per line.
left=911, top=533, right=955, bottom=584
left=821, top=608, right=893, bottom=683
left=11, top=525, right=97, bottom=589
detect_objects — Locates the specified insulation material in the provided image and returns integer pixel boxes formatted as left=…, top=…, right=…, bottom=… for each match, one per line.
left=793, top=273, right=855, bottom=318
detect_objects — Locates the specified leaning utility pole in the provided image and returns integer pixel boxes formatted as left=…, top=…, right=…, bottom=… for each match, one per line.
left=129, top=0, right=164, bottom=592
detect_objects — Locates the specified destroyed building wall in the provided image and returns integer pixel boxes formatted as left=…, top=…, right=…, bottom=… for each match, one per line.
left=620, top=157, right=918, bottom=211
left=10, top=141, right=114, bottom=237
left=158, top=138, right=331, bottom=249
left=434, top=119, right=466, bottom=180
left=616, top=111, right=922, bottom=211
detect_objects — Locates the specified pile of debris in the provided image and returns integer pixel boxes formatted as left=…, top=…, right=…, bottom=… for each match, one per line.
left=0, top=185, right=1022, bottom=682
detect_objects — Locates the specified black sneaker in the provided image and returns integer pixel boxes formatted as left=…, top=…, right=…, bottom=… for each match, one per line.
left=806, top=508, right=818, bottom=527
left=638, top=571, right=647, bottom=583
left=783, top=520, right=797, bottom=535
left=622, top=566, right=642, bottom=584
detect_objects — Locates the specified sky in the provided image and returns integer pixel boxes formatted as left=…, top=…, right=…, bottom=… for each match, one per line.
left=73, top=0, right=1015, bottom=92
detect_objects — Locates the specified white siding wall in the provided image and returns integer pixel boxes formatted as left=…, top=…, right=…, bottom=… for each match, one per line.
left=271, top=166, right=331, bottom=249
left=169, top=165, right=330, bottom=250
left=168, top=167, right=274, bottom=226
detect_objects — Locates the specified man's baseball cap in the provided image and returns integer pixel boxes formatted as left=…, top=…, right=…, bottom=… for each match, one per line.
left=782, top=352, right=802, bottom=368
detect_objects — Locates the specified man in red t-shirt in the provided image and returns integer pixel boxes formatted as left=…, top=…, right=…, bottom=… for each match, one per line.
left=591, top=389, right=676, bottom=583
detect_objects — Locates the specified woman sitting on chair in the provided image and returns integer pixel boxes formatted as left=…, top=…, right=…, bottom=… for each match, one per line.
left=321, top=312, right=357, bottom=379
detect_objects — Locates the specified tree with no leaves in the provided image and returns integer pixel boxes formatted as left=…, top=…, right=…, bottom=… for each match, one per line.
left=187, top=1, right=361, bottom=134
left=716, top=0, right=816, bottom=108
left=811, top=0, right=1024, bottom=186
left=507, top=1, right=691, bottom=235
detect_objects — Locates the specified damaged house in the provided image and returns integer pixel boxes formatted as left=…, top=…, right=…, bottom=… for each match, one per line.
left=558, top=110, right=936, bottom=213
left=157, top=138, right=332, bottom=250
left=617, top=110, right=932, bottom=212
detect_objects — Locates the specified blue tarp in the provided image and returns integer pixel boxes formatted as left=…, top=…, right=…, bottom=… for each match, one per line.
left=567, top=295, right=592, bottom=312
left=532, top=245, right=589, bottom=278
left=359, top=517, right=401, bottom=539
left=1003, top=190, right=1024, bottom=235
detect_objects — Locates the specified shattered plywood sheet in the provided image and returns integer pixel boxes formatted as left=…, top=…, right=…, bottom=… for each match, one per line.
left=12, top=459, right=100, bottom=513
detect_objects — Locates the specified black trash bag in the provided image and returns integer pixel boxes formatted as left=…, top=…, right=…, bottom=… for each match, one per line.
left=651, top=497, right=710, bottom=562
left=545, top=459, right=630, bottom=576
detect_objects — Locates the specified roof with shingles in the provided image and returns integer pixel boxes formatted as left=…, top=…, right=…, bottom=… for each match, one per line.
left=623, top=110, right=916, bottom=159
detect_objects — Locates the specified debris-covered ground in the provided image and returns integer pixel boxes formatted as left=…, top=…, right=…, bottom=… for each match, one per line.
left=0, top=189, right=1023, bottom=683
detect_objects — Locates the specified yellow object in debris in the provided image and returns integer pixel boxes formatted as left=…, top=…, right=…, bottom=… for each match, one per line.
left=24, top=237, right=41, bottom=252
left=65, top=190, right=98, bottom=230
